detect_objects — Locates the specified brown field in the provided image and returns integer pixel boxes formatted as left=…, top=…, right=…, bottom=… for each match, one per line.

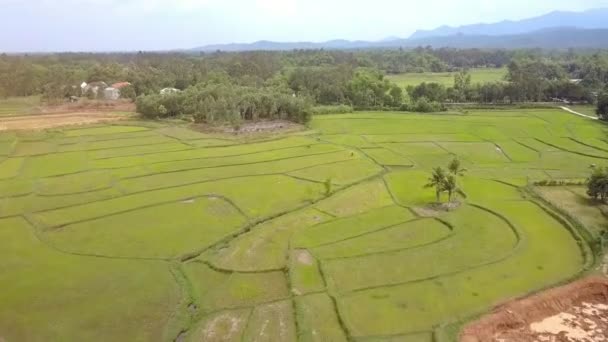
left=461, top=277, right=608, bottom=342
left=0, top=112, right=133, bottom=131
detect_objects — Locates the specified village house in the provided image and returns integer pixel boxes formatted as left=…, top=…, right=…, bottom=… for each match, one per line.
left=81, top=81, right=108, bottom=97
left=160, top=87, right=181, bottom=95
left=81, top=81, right=131, bottom=100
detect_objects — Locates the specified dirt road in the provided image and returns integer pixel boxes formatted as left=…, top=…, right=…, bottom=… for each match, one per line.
left=0, top=112, right=133, bottom=131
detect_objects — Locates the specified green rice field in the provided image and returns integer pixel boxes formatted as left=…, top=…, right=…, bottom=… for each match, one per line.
left=387, top=67, right=507, bottom=88
left=0, top=96, right=41, bottom=116
left=0, top=108, right=605, bottom=341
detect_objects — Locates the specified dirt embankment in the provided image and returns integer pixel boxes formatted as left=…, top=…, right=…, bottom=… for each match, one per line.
left=0, top=112, right=132, bottom=131
left=39, top=99, right=135, bottom=115
left=461, top=276, right=608, bottom=342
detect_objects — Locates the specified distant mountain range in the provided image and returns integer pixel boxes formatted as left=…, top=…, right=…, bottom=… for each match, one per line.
left=192, top=8, right=608, bottom=52
left=409, top=8, right=608, bottom=39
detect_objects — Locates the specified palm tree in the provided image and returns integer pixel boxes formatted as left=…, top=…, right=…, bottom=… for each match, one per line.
left=425, top=167, right=447, bottom=203
left=443, top=174, right=459, bottom=202
left=448, top=158, right=467, bottom=176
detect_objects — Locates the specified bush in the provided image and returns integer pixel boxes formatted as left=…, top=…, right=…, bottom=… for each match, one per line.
left=311, top=105, right=353, bottom=115
left=120, top=85, right=136, bottom=101
left=136, top=84, right=313, bottom=124
left=411, top=97, right=445, bottom=113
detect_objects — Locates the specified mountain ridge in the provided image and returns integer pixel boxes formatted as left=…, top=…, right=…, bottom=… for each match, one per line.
left=409, top=7, right=608, bottom=39
left=191, top=8, right=608, bottom=52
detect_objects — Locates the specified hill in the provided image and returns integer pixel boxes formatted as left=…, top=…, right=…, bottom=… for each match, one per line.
left=192, top=27, right=608, bottom=52
left=410, top=7, right=608, bottom=39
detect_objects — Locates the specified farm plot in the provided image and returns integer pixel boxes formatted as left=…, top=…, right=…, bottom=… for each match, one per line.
left=0, top=96, right=40, bottom=116
left=386, top=67, right=507, bottom=88
left=0, top=107, right=604, bottom=341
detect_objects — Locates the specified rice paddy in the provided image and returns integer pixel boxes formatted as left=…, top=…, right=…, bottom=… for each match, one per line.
left=0, top=96, right=41, bottom=116
left=0, top=107, right=605, bottom=341
left=386, top=67, right=507, bottom=88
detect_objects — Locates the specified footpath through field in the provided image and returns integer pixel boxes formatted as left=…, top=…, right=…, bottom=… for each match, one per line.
left=560, top=106, right=598, bottom=120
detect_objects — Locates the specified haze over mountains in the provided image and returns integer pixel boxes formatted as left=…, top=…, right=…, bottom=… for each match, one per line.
left=193, top=8, right=608, bottom=51
left=409, top=7, right=608, bottom=39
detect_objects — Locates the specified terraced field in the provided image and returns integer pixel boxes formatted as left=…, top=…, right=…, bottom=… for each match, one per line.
left=0, top=96, right=40, bottom=116
left=0, top=108, right=604, bottom=341
left=386, top=68, right=507, bottom=88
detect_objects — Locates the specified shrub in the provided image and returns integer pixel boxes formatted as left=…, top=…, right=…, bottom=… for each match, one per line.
left=311, top=105, right=353, bottom=115
left=411, top=97, right=445, bottom=113
left=136, top=84, right=313, bottom=124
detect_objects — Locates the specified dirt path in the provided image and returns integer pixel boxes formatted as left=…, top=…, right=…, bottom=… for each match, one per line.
left=560, top=107, right=599, bottom=120
left=0, top=112, right=133, bottom=131
left=461, top=277, right=608, bottom=342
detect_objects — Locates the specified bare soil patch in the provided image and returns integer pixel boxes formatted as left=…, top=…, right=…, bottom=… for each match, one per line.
left=40, top=99, right=135, bottom=115
left=0, top=112, right=133, bottom=131
left=412, top=201, right=462, bottom=217
left=194, top=120, right=305, bottom=136
left=460, top=276, right=608, bottom=342
left=201, top=312, right=247, bottom=341
left=295, top=249, right=314, bottom=265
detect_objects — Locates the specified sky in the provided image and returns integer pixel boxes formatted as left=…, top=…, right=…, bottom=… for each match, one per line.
left=0, top=0, right=607, bottom=52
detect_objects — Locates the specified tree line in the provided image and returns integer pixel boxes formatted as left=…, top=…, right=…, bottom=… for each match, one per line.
left=1, top=48, right=608, bottom=123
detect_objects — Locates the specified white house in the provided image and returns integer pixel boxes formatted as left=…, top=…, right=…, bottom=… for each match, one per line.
left=104, top=87, right=121, bottom=101
left=160, top=88, right=181, bottom=95
left=81, top=81, right=108, bottom=97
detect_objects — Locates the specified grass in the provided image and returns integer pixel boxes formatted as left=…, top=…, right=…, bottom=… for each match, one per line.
left=386, top=67, right=507, bottom=88
left=0, top=217, right=180, bottom=341
left=0, top=107, right=605, bottom=341
left=535, top=186, right=608, bottom=239
left=0, top=96, right=41, bottom=116
left=295, top=294, right=348, bottom=342
left=568, top=105, right=598, bottom=118
left=44, top=196, right=248, bottom=259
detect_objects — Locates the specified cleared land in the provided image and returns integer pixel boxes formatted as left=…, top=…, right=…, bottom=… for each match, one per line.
left=0, top=108, right=605, bottom=341
left=386, top=67, right=507, bottom=88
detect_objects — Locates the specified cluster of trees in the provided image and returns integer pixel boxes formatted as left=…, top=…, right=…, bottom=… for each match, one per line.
left=136, top=83, right=312, bottom=124
left=3, top=49, right=607, bottom=100
left=597, top=93, right=608, bottom=120
left=286, top=66, right=403, bottom=107
left=587, top=166, right=608, bottom=202
left=407, top=58, right=605, bottom=105
left=2, top=49, right=608, bottom=124
left=425, top=158, right=467, bottom=203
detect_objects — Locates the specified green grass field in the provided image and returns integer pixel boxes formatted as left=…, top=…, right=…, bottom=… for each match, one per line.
left=0, top=107, right=604, bottom=341
left=387, top=67, right=507, bottom=88
left=568, top=105, right=599, bottom=118
left=0, top=96, right=41, bottom=116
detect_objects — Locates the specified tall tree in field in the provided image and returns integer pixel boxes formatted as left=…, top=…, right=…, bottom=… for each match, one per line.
left=454, top=69, right=472, bottom=102
left=448, top=158, right=467, bottom=177
left=597, top=92, right=608, bottom=120
left=425, top=167, right=447, bottom=203
left=443, top=174, right=459, bottom=202
left=587, top=166, right=608, bottom=202
left=446, top=158, right=466, bottom=202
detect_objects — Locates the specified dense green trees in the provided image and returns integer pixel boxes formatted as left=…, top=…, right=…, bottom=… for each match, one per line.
left=597, top=93, right=608, bottom=120
left=136, top=84, right=312, bottom=124
left=587, top=166, right=608, bottom=202
left=2, top=49, right=608, bottom=124
left=425, top=167, right=448, bottom=203
left=425, top=158, right=467, bottom=203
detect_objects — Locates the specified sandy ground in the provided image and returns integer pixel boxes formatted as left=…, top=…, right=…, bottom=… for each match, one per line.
left=295, top=250, right=314, bottom=266
left=0, top=112, right=133, bottom=131
left=461, top=277, right=608, bottom=342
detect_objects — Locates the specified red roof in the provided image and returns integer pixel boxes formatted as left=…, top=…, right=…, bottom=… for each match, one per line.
left=111, top=82, right=131, bottom=89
